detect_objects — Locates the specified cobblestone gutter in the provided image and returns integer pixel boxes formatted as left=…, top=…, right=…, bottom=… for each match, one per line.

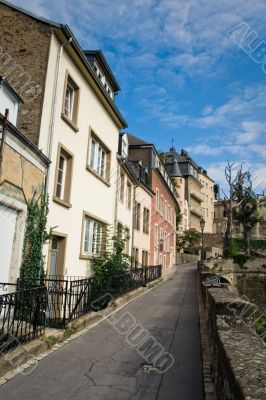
left=199, top=273, right=266, bottom=400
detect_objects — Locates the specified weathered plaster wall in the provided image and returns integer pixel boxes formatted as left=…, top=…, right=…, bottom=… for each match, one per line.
left=1, top=143, right=45, bottom=201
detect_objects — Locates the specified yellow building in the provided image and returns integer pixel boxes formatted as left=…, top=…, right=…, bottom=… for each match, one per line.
left=164, top=148, right=206, bottom=232
left=199, top=169, right=214, bottom=233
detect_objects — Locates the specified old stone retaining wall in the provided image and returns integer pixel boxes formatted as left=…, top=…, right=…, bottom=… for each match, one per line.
left=176, top=253, right=199, bottom=264
left=200, top=276, right=266, bottom=400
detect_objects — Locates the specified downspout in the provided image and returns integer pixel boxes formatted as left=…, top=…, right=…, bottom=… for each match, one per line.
left=45, top=37, right=72, bottom=190
left=0, top=109, right=9, bottom=182
left=131, top=184, right=138, bottom=261
left=113, top=156, right=120, bottom=234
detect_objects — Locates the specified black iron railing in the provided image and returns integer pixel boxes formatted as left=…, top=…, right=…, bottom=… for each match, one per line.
left=145, top=265, right=162, bottom=283
left=0, top=285, right=46, bottom=353
left=0, top=265, right=162, bottom=351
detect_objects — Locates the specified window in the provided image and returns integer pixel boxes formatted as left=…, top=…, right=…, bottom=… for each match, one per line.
left=62, top=72, right=79, bottom=131
left=154, top=224, right=158, bottom=247
left=87, top=132, right=110, bottom=182
left=82, top=215, right=104, bottom=257
left=56, top=154, right=67, bottom=200
left=64, top=83, right=74, bottom=119
left=126, top=182, right=132, bottom=209
left=160, top=195, right=164, bottom=216
left=54, top=144, right=73, bottom=207
left=119, top=171, right=125, bottom=202
left=168, top=205, right=171, bottom=223
left=143, top=208, right=150, bottom=234
left=165, top=200, right=167, bottom=220
left=156, top=188, right=159, bottom=211
left=134, top=202, right=141, bottom=230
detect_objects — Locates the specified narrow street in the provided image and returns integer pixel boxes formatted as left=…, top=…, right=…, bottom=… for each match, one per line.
left=0, top=264, right=204, bottom=400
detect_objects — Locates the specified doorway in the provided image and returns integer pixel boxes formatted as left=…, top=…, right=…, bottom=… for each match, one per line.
left=48, top=234, right=66, bottom=277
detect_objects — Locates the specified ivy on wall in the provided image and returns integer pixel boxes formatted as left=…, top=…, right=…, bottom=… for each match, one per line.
left=20, top=186, right=51, bottom=284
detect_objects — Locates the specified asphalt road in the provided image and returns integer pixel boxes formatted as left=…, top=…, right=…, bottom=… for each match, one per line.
left=0, top=263, right=204, bottom=400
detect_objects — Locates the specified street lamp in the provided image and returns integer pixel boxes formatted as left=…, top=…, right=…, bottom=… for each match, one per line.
left=200, top=217, right=205, bottom=262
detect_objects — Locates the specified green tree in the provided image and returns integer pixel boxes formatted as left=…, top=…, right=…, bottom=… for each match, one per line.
left=233, top=171, right=262, bottom=256
left=91, top=225, right=132, bottom=307
left=176, top=229, right=200, bottom=253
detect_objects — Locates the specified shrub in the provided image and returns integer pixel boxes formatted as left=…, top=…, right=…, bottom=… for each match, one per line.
left=224, top=238, right=240, bottom=258
left=233, top=254, right=249, bottom=268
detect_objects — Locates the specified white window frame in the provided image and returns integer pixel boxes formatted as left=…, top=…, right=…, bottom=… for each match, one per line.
left=83, top=216, right=103, bottom=256
left=64, top=83, right=74, bottom=119
left=88, top=137, right=108, bottom=179
left=56, top=153, right=68, bottom=200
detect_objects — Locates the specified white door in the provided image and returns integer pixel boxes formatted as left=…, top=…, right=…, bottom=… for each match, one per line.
left=0, top=204, right=17, bottom=286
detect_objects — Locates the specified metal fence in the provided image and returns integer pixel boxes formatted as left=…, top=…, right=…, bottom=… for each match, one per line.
left=0, top=264, right=162, bottom=350
left=0, top=284, right=46, bottom=353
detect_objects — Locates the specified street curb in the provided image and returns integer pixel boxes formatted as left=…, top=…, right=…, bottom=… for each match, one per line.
left=0, top=268, right=175, bottom=386
left=197, top=270, right=216, bottom=400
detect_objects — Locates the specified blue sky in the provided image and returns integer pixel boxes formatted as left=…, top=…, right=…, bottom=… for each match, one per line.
left=12, top=0, right=266, bottom=192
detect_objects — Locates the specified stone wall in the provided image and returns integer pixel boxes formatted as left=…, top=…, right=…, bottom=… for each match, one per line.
left=176, top=253, right=199, bottom=264
left=200, top=280, right=266, bottom=400
left=236, top=274, right=266, bottom=312
left=0, top=2, right=52, bottom=144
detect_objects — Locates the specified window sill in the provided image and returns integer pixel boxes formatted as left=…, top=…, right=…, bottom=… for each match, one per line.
left=79, top=253, right=100, bottom=260
left=86, top=165, right=111, bottom=187
left=53, top=196, right=72, bottom=209
left=61, top=113, right=79, bottom=132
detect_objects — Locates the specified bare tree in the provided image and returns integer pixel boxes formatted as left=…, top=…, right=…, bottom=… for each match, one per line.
left=222, top=162, right=241, bottom=255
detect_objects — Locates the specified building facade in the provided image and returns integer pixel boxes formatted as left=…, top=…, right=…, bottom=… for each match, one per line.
left=199, top=169, right=214, bottom=233
left=164, top=147, right=214, bottom=233
left=0, top=78, right=50, bottom=288
left=0, top=1, right=127, bottom=277
left=128, top=135, right=179, bottom=271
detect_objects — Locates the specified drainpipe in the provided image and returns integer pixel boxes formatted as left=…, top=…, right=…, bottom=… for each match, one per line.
left=0, top=109, right=9, bottom=182
left=130, top=184, right=138, bottom=260
left=45, top=37, right=72, bottom=190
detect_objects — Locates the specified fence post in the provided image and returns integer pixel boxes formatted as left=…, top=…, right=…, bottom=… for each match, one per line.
left=143, top=267, right=147, bottom=287
left=63, top=279, right=68, bottom=327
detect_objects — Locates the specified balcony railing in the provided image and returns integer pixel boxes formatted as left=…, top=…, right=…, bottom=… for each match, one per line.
left=191, top=207, right=204, bottom=218
left=190, top=190, right=205, bottom=202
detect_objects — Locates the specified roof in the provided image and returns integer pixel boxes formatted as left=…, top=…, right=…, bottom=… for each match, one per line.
left=127, top=134, right=151, bottom=146
left=165, top=159, right=182, bottom=177
left=83, top=50, right=121, bottom=92
left=0, top=0, right=127, bottom=129
left=0, top=113, right=50, bottom=166
left=165, top=148, right=199, bottom=170
left=0, top=76, right=23, bottom=103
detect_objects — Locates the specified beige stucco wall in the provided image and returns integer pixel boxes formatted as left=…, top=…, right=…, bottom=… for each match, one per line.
left=186, top=176, right=203, bottom=232
left=133, top=184, right=152, bottom=264
left=200, top=173, right=214, bottom=233
left=39, top=34, right=122, bottom=277
left=116, top=163, right=134, bottom=256
left=0, top=130, right=48, bottom=284
left=1, top=142, right=45, bottom=201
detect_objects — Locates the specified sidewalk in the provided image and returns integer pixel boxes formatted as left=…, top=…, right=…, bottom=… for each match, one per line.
left=0, top=264, right=203, bottom=400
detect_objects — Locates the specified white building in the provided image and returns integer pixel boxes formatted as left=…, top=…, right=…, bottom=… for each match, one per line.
left=37, top=35, right=127, bottom=277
